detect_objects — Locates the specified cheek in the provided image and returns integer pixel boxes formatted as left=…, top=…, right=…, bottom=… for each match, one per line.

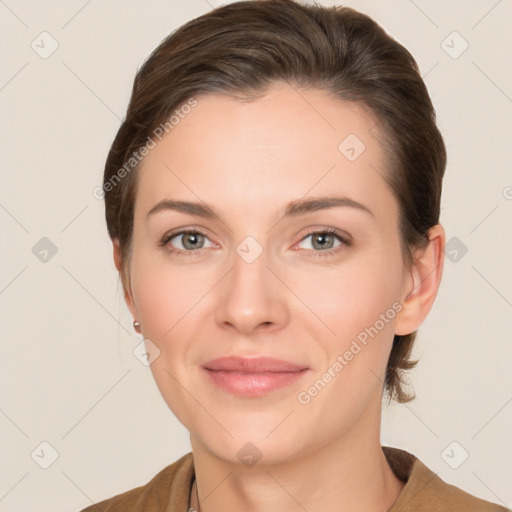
left=291, top=248, right=405, bottom=403
left=130, top=251, right=211, bottom=339
left=288, top=250, right=404, bottom=340
left=129, top=256, right=212, bottom=422
left=292, top=257, right=403, bottom=427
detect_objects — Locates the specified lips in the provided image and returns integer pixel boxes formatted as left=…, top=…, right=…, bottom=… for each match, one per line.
left=201, top=356, right=309, bottom=397
left=202, top=356, right=307, bottom=372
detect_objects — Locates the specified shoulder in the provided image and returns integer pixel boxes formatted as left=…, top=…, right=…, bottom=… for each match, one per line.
left=384, top=446, right=510, bottom=512
left=78, top=452, right=194, bottom=512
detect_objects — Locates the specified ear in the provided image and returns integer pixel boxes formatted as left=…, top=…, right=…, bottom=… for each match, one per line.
left=113, top=238, right=137, bottom=319
left=394, top=224, right=445, bottom=335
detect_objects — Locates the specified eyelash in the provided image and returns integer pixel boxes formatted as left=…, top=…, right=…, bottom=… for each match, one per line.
left=159, top=227, right=352, bottom=258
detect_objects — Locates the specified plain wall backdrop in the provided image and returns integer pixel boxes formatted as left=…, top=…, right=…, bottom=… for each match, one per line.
left=1, top=0, right=511, bottom=510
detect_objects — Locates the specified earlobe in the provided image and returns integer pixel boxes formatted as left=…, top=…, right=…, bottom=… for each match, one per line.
left=394, top=224, right=445, bottom=336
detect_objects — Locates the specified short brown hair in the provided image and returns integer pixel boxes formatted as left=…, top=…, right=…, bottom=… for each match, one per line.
left=102, top=0, right=446, bottom=403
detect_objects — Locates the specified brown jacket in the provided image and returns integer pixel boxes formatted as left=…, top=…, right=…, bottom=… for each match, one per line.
left=79, top=446, right=510, bottom=511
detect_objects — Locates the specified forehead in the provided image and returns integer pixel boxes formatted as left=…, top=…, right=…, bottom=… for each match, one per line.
left=135, top=82, right=397, bottom=223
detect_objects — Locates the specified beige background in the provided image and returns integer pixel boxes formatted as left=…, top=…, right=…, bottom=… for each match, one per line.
left=1, top=0, right=511, bottom=510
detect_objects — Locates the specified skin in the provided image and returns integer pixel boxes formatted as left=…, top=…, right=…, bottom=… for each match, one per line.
left=114, top=81, right=445, bottom=512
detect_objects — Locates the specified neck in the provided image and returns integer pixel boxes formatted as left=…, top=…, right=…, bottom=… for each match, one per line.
left=189, top=414, right=405, bottom=512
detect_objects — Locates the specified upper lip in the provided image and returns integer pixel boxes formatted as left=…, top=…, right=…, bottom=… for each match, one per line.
left=202, top=356, right=308, bottom=373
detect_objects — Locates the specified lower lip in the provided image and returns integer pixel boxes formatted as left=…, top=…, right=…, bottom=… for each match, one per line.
left=202, top=368, right=309, bottom=397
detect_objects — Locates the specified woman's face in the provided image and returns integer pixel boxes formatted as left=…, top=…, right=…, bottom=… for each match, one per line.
left=123, top=82, right=414, bottom=464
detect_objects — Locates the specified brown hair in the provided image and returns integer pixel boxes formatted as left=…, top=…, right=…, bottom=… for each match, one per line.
left=102, top=0, right=446, bottom=403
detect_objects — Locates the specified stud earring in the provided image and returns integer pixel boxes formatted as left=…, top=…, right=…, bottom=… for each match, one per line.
left=133, top=320, right=141, bottom=333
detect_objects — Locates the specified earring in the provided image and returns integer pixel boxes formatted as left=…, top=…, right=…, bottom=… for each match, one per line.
left=133, top=320, right=141, bottom=333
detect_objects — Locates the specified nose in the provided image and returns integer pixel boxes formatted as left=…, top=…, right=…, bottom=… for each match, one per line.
left=215, top=244, right=290, bottom=336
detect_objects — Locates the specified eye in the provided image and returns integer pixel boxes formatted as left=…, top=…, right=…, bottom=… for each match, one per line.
left=160, top=229, right=215, bottom=255
left=159, top=227, right=351, bottom=258
left=295, top=228, right=351, bottom=257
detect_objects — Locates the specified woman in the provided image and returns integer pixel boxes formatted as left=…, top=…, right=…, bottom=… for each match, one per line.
left=82, top=1, right=509, bottom=510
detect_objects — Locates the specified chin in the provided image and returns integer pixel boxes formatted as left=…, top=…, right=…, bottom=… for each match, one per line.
left=203, top=436, right=307, bottom=468
left=190, top=415, right=314, bottom=467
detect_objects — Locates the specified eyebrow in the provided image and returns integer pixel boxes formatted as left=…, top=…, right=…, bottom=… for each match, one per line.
left=146, top=195, right=374, bottom=220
